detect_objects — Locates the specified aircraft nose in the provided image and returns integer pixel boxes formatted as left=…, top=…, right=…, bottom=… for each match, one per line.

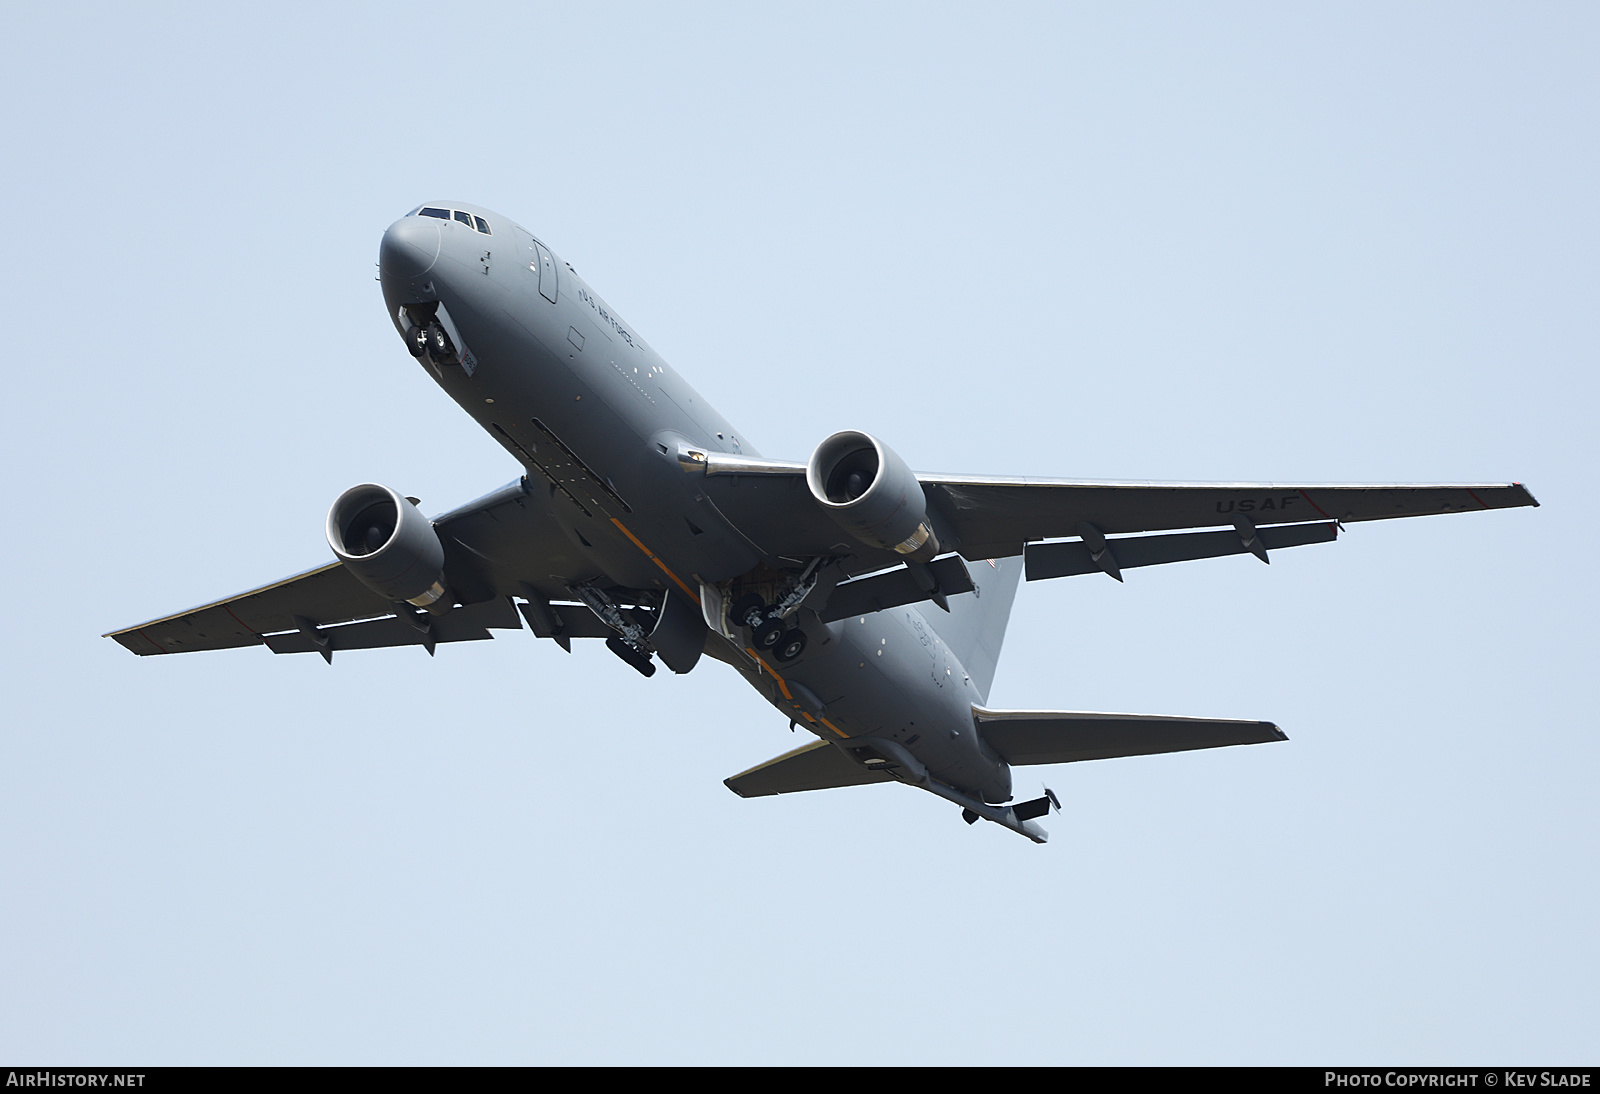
left=379, top=216, right=441, bottom=282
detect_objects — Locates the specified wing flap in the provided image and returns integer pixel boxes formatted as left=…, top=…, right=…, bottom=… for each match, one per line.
left=261, top=596, right=522, bottom=655
left=924, top=478, right=1537, bottom=559
left=1024, top=520, right=1338, bottom=580
left=819, top=556, right=976, bottom=623
left=725, top=739, right=894, bottom=798
left=552, top=603, right=617, bottom=639
left=974, top=706, right=1286, bottom=766
left=107, top=561, right=531, bottom=658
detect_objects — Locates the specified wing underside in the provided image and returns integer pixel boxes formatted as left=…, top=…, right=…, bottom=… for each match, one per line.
left=926, top=476, right=1538, bottom=560
left=105, top=562, right=529, bottom=658
left=107, top=561, right=392, bottom=656
left=106, top=479, right=605, bottom=658
left=111, top=462, right=1538, bottom=659
left=695, top=459, right=1536, bottom=578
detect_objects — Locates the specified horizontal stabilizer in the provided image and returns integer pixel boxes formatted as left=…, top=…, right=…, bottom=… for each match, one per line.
left=1024, top=521, right=1338, bottom=581
left=974, top=706, right=1286, bottom=766
left=1011, top=790, right=1060, bottom=822
left=725, top=739, right=895, bottom=798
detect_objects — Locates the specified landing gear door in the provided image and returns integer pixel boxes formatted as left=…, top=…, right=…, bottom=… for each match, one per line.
left=515, top=226, right=559, bottom=304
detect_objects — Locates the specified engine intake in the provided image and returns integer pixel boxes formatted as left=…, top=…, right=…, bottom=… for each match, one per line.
left=326, top=484, right=452, bottom=612
left=806, top=431, right=941, bottom=560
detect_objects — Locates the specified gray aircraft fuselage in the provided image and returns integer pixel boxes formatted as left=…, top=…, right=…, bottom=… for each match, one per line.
left=379, top=203, right=1013, bottom=805
left=109, top=201, right=1535, bottom=842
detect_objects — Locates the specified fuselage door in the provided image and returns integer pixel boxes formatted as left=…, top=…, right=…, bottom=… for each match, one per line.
left=515, top=227, right=559, bottom=304
left=534, top=240, right=558, bottom=303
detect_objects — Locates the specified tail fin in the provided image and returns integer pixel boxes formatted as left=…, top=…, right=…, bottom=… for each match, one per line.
left=921, top=555, right=1023, bottom=704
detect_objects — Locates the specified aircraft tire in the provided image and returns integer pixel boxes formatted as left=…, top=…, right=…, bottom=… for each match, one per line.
left=753, top=618, right=786, bottom=651
left=424, top=323, right=450, bottom=358
left=405, top=325, right=427, bottom=357
left=775, top=629, right=807, bottom=663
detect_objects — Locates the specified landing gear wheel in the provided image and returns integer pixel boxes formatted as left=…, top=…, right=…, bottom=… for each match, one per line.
left=405, top=324, right=427, bottom=357
left=730, top=593, right=766, bottom=630
left=753, top=617, right=786, bottom=651
left=424, top=323, right=450, bottom=358
left=775, top=628, right=807, bottom=663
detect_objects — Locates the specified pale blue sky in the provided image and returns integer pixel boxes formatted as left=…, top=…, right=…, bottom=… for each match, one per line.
left=1, top=2, right=1594, bottom=1064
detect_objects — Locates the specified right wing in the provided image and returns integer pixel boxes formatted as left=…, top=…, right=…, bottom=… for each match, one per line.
left=974, top=706, right=1287, bottom=766
left=108, top=560, right=396, bottom=656
left=107, top=479, right=606, bottom=658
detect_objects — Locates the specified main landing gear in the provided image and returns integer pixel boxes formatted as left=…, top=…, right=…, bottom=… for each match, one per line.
left=731, top=592, right=807, bottom=663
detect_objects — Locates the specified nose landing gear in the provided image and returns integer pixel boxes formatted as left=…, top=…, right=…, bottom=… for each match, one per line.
left=423, top=323, right=451, bottom=359
left=398, top=304, right=457, bottom=365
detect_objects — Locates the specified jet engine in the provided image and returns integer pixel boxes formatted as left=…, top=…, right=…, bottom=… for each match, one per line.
left=325, top=484, right=452, bottom=612
left=806, top=431, right=941, bottom=560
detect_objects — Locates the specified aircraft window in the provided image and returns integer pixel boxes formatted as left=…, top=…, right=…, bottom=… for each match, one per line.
left=473, top=216, right=491, bottom=235
left=419, top=207, right=449, bottom=219
left=454, top=210, right=473, bottom=227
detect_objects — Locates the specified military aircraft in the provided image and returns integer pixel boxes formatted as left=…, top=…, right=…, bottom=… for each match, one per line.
left=107, top=201, right=1538, bottom=843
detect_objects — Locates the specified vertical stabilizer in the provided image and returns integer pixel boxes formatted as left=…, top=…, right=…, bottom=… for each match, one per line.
left=920, top=555, right=1023, bottom=704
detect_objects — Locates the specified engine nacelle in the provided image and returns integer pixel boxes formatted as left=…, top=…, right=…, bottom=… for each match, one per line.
left=325, top=484, right=452, bottom=612
left=806, top=431, right=941, bottom=561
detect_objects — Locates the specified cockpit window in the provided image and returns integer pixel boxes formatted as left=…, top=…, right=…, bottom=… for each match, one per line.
left=407, top=207, right=491, bottom=234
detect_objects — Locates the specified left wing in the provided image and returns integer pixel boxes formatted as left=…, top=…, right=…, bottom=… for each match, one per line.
left=922, top=476, right=1539, bottom=560
left=692, top=454, right=1537, bottom=570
